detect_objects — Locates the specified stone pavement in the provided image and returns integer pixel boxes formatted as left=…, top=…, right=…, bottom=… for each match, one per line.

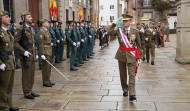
left=12, top=34, right=190, bottom=111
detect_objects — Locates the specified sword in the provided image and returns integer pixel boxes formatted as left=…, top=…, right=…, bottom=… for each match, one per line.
left=45, top=60, right=70, bottom=81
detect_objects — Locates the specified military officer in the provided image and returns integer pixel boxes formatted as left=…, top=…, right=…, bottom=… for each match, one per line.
left=83, top=21, right=90, bottom=60
left=157, top=22, right=165, bottom=47
left=75, top=22, right=82, bottom=67
left=87, top=21, right=94, bottom=59
left=164, top=23, right=170, bottom=42
left=38, top=19, right=55, bottom=87
left=139, top=24, right=146, bottom=61
left=58, top=21, right=65, bottom=61
left=14, top=11, right=40, bottom=99
left=144, top=22, right=157, bottom=65
left=0, top=11, right=19, bottom=111
left=65, top=22, right=71, bottom=58
left=108, top=14, right=142, bottom=101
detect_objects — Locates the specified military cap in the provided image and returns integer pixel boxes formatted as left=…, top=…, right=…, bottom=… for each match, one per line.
left=21, top=11, right=31, bottom=17
left=0, top=11, right=9, bottom=17
left=39, top=19, right=48, bottom=24
left=68, top=21, right=73, bottom=24
left=48, top=20, right=53, bottom=23
left=140, top=23, right=145, bottom=27
left=81, top=20, right=86, bottom=23
left=58, top=21, right=62, bottom=24
left=122, top=14, right=133, bottom=21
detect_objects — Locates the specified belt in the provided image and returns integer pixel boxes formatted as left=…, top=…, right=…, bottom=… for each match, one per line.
left=4, top=51, right=12, bottom=55
left=119, top=46, right=140, bottom=59
left=44, top=43, right=51, bottom=45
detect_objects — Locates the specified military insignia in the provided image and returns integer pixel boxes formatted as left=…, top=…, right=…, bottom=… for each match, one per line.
left=153, top=32, right=156, bottom=35
left=15, top=31, right=18, bottom=35
left=68, top=30, right=71, bottom=33
left=40, top=35, right=43, bottom=38
left=5, top=43, right=8, bottom=47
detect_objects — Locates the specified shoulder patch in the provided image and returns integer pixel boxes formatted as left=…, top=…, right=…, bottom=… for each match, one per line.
left=15, top=31, right=18, bottom=35
left=40, top=35, right=43, bottom=38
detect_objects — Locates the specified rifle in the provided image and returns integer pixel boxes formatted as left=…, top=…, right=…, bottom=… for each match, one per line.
left=19, top=15, right=29, bottom=68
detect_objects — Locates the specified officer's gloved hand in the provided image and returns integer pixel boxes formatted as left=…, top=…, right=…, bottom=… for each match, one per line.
left=73, top=42, right=77, bottom=46
left=89, top=35, right=92, bottom=38
left=0, top=63, right=6, bottom=71
left=145, top=38, right=149, bottom=41
left=81, top=39, right=84, bottom=42
left=51, top=43, right=54, bottom=46
left=77, top=42, right=80, bottom=46
left=24, top=51, right=31, bottom=57
left=41, top=55, right=46, bottom=60
left=113, top=17, right=123, bottom=24
left=61, top=38, right=64, bottom=41
left=57, top=40, right=60, bottom=43
left=36, top=55, right=39, bottom=59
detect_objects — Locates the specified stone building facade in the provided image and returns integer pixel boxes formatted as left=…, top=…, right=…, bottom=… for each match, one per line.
left=0, top=0, right=99, bottom=29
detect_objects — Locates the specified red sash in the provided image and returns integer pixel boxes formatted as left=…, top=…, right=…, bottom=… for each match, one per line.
left=119, top=46, right=140, bottom=59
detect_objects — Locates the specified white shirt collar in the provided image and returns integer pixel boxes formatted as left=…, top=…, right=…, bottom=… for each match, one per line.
left=2, top=26, right=8, bottom=31
left=26, top=24, right=30, bottom=28
left=43, top=27, right=48, bottom=31
left=125, top=26, right=131, bottom=33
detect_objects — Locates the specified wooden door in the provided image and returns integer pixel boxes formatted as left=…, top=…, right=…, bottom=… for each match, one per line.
left=28, top=0, right=39, bottom=29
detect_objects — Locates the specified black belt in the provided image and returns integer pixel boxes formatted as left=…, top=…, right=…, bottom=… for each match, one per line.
left=44, top=43, right=51, bottom=45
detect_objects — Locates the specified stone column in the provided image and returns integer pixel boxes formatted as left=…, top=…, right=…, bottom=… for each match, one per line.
left=176, top=0, right=190, bottom=64
left=0, top=0, right=4, bottom=10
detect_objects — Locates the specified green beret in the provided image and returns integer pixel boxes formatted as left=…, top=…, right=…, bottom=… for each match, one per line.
left=0, top=11, right=9, bottom=17
left=21, top=11, right=31, bottom=17
left=39, top=19, right=48, bottom=24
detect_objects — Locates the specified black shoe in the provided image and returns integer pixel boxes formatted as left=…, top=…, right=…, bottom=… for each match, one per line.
left=55, top=60, right=61, bottom=63
left=60, top=58, right=66, bottom=61
left=15, top=65, right=20, bottom=69
left=49, top=82, right=55, bottom=86
left=67, top=56, right=70, bottom=58
left=43, top=84, right=52, bottom=87
left=87, top=56, right=93, bottom=59
left=70, top=68, right=78, bottom=71
left=123, top=92, right=128, bottom=97
left=31, top=92, right=40, bottom=97
left=25, top=95, right=35, bottom=99
left=142, top=57, right=145, bottom=61
left=9, top=107, right=19, bottom=111
left=129, top=95, right=137, bottom=101
left=75, top=64, right=81, bottom=67
left=79, top=62, right=84, bottom=64
left=147, top=60, right=149, bottom=63
left=151, top=62, right=155, bottom=65
left=83, top=59, right=89, bottom=61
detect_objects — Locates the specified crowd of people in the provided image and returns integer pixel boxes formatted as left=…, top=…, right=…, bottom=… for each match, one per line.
left=98, top=26, right=109, bottom=50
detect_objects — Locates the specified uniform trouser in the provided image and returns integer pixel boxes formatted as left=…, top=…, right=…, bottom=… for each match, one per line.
left=42, top=56, right=52, bottom=84
left=83, top=38, right=88, bottom=60
left=75, top=46, right=80, bottom=65
left=21, top=60, right=35, bottom=96
left=161, top=35, right=165, bottom=47
left=70, top=46, right=77, bottom=69
left=55, top=43, right=60, bottom=61
left=146, top=45, right=155, bottom=62
left=157, top=36, right=161, bottom=46
left=14, top=48, right=19, bottom=67
left=0, top=70, right=14, bottom=111
left=66, top=39, right=71, bottom=57
left=37, top=46, right=42, bottom=69
left=118, top=61, right=136, bottom=96
left=79, top=44, right=84, bottom=62
left=51, top=46, right=56, bottom=63
left=59, top=40, right=65, bottom=60
left=141, top=42, right=146, bottom=58
left=87, top=38, right=93, bottom=56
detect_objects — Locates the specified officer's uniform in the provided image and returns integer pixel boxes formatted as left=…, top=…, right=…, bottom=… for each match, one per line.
left=160, top=25, right=165, bottom=47
left=108, top=14, right=141, bottom=100
left=58, top=22, right=65, bottom=61
left=0, top=11, right=18, bottom=111
left=75, top=24, right=81, bottom=66
left=65, top=25, right=71, bottom=58
left=78, top=25, right=86, bottom=63
left=37, top=19, right=52, bottom=85
left=83, top=24, right=89, bottom=60
left=139, top=26, right=146, bottom=60
left=164, top=26, right=170, bottom=42
left=87, top=24, right=93, bottom=57
left=144, top=28, right=157, bottom=65
left=53, top=22, right=61, bottom=63
left=14, top=11, right=37, bottom=98
left=35, top=26, right=42, bottom=69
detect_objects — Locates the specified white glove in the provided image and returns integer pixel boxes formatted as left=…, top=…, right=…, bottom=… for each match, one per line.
left=51, top=43, right=54, bottom=46
left=138, top=59, right=141, bottom=64
left=81, top=39, right=84, bottom=42
left=153, top=32, right=156, bottom=35
left=36, top=55, right=39, bottom=59
left=89, top=35, right=92, bottom=38
left=24, top=51, right=31, bottom=57
left=145, top=38, right=149, bottom=41
left=61, top=38, right=64, bottom=41
left=41, top=55, right=46, bottom=60
left=0, top=63, right=6, bottom=71
left=113, top=17, right=123, bottom=24
left=73, top=42, right=76, bottom=46
left=140, top=29, right=144, bottom=33
left=57, top=40, right=60, bottom=43
left=77, top=42, right=80, bottom=46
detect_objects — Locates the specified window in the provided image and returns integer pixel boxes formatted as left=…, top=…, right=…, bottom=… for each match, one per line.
left=73, top=11, right=75, bottom=21
left=110, top=16, right=114, bottom=20
left=143, top=0, right=151, bottom=7
left=110, top=5, right=114, bottom=9
left=143, top=12, right=152, bottom=19
left=101, top=17, right=104, bottom=21
left=66, top=9, right=69, bottom=22
left=69, top=0, right=72, bottom=7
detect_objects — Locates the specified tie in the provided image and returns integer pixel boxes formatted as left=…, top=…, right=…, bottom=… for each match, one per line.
left=126, top=30, right=129, bottom=37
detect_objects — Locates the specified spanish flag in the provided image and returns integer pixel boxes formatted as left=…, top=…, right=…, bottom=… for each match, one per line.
left=78, top=8, right=82, bottom=20
left=53, top=0, right=58, bottom=19
left=94, top=13, right=97, bottom=23
left=49, top=0, right=53, bottom=20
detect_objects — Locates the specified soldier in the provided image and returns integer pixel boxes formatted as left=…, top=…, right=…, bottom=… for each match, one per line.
left=9, top=20, right=20, bottom=69
left=65, top=22, right=71, bottom=58
left=164, top=23, right=170, bottom=42
left=38, top=19, right=55, bottom=87
left=75, top=22, right=82, bottom=67
left=67, top=21, right=78, bottom=71
left=0, top=11, right=19, bottom=111
left=35, top=20, right=42, bottom=69
left=108, top=14, right=141, bottom=101
left=144, top=22, right=157, bottom=65
left=157, top=22, right=165, bottom=47
left=87, top=21, right=94, bottom=58
left=139, top=24, right=146, bottom=61
left=14, top=11, right=40, bottom=99
left=58, top=21, right=65, bottom=61
left=82, top=20, right=89, bottom=61
left=48, top=21, right=56, bottom=65
left=78, top=22, right=85, bottom=64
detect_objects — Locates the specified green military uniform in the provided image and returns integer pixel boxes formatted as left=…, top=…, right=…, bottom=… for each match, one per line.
left=75, top=25, right=81, bottom=66
left=144, top=28, right=157, bottom=64
left=37, top=19, right=52, bottom=85
left=14, top=11, right=37, bottom=97
left=139, top=26, right=146, bottom=60
left=90, top=27, right=95, bottom=55
left=35, top=27, right=42, bottom=69
left=58, top=23, right=65, bottom=61
left=0, top=11, right=18, bottom=111
left=53, top=22, right=61, bottom=63
left=83, top=24, right=89, bottom=60
left=87, top=25, right=93, bottom=57
left=48, top=25, right=56, bottom=63
left=65, top=25, right=71, bottom=58
left=78, top=26, right=86, bottom=63
left=160, top=25, right=165, bottom=47
left=165, top=26, right=170, bottom=42
left=108, top=15, right=141, bottom=98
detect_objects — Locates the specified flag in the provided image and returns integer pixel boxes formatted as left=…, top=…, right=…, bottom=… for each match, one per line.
left=94, top=13, right=97, bottom=23
left=53, top=0, right=58, bottom=19
left=78, top=8, right=82, bottom=20
left=49, top=0, right=53, bottom=20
